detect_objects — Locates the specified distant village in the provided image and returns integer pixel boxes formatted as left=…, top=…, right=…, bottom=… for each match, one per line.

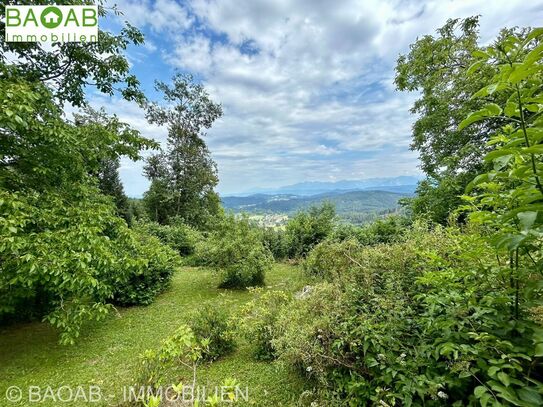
left=247, top=214, right=289, bottom=228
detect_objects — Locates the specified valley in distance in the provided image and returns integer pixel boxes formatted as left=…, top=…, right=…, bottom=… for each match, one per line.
left=220, top=176, right=420, bottom=227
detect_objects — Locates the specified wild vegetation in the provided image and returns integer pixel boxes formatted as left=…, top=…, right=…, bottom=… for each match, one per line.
left=1, top=4, right=542, bottom=407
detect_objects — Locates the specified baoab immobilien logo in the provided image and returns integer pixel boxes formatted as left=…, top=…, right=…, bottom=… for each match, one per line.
left=4, top=5, right=98, bottom=43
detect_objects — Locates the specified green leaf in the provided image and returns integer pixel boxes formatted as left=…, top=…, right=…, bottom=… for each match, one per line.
left=467, top=60, right=485, bottom=75
left=466, top=173, right=489, bottom=193
left=518, top=388, right=543, bottom=405
left=474, top=386, right=488, bottom=398
left=504, top=101, right=519, bottom=118
left=524, top=42, right=543, bottom=66
left=473, top=50, right=490, bottom=59
left=488, top=366, right=500, bottom=377
left=526, top=27, right=543, bottom=42
left=485, top=149, right=515, bottom=162
left=484, top=103, right=502, bottom=116
left=518, top=211, right=538, bottom=231
left=523, top=145, right=543, bottom=155
left=459, top=104, right=502, bottom=131
left=497, top=372, right=510, bottom=387
left=459, top=113, right=485, bottom=130
left=471, top=82, right=507, bottom=99
left=535, top=343, right=543, bottom=357
left=480, top=392, right=492, bottom=407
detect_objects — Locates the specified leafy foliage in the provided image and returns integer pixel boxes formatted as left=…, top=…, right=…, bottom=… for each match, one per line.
left=275, top=226, right=543, bottom=406
left=1, top=188, right=129, bottom=342
left=460, top=27, right=543, bottom=254
left=74, top=107, right=139, bottom=225
left=395, top=16, right=499, bottom=178
left=195, top=215, right=272, bottom=288
left=133, top=220, right=202, bottom=257
left=0, top=71, right=169, bottom=343
left=272, top=26, right=543, bottom=407
left=456, top=27, right=543, bottom=406
left=0, top=0, right=146, bottom=107
left=112, top=230, right=179, bottom=307
left=303, top=238, right=362, bottom=280
left=285, top=202, right=336, bottom=258
left=138, top=324, right=209, bottom=390
left=237, top=288, right=292, bottom=360
left=260, top=227, right=289, bottom=260
left=394, top=17, right=528, bottom=223
left=188, top=303, right=236, bottom=361
left=402, top=175, right=470, bottom=224
left=143, top=74, right=223, bottom=228
left=331, top=214, right=410, bottom=246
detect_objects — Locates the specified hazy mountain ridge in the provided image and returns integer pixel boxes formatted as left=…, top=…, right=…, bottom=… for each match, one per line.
left=228, top=176, right=421, bottom=196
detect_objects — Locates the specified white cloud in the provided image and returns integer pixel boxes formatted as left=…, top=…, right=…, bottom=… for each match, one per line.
left=103, top=0, right=542, bottom=195
left=111, top=0, right=193, bottom=33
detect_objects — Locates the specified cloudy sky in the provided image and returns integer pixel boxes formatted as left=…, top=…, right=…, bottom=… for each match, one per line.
left=95, top=0, right=542, bottom=196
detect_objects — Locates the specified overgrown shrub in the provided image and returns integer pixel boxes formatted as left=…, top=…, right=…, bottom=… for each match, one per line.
left=274, top=226, right=543, bottom=406
left=330, top=214, right=410, bottom=246
left=113, top=230, right=180, bottom=306
left=303, top=239, right=362, bottom=280
left=133, top=220, right=202, bottom=256
left=195, top=215, right=273, bottom=288
left=188, top=303, right=236, bottom=361
left=138, top=324, right=209, bottom=389
left=0, top=188, right=143, bottom=344
left=285, top=202, right=336, bottom=258
left=0, top=74, right=162, bottom=344
left=237, top=288, right=292, bottom=360
left=261, top=227, right=289, bottom=260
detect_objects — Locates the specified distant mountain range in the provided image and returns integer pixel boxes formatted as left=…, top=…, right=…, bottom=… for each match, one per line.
left=222, top=189, right=415, bottom=224
left=226, top=176, right=421, bottom=196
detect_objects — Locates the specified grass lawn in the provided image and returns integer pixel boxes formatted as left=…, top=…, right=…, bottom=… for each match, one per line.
left=0, top=264, right=309, bottom=406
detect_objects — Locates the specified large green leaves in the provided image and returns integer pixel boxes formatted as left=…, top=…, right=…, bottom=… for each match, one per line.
left=458, top=103, right=503, bottom=130
left=460, top=26, right=543, bottom=407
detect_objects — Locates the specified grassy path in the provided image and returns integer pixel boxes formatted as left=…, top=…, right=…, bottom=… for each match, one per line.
left=0, top=264, right=307, bottom=406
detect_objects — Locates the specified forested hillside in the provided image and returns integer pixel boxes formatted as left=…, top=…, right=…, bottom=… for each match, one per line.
left=222, top=190, right=410, bottom=224
left=1, top=3, right=542, bottom=407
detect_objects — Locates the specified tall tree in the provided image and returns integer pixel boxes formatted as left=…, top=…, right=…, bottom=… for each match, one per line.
left=395, top=17, right=536, bottom=223
left=395, top=17, right=499, bottom=177
left=395, top=17, right=502, bottom=223
left=74, top=107, right=143, bottom=225
left=96, top=157, right=132, bottom=225
left=143, top=74, right=223, bottom=228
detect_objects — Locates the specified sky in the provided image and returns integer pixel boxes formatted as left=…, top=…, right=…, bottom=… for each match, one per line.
left=91, top=0, right=543, bottom=197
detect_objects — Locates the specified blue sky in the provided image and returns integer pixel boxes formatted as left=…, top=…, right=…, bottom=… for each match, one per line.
left=90, top=0, right=543, bottom=197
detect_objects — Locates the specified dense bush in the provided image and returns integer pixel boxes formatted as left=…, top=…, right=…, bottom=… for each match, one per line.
left=0, top=188, right=133, bottom=341
left=133, top=220, right=202, bottom=256
left=303, top=239, right=362, bottom=280
left=285, top=202, right=336, bottom=258
left=260, top=227, right=289, bottom=260
left=237, top=288, right=292, bottom=360
left=195, top=215, right=273, bottom=288
left=0, top=72, right=166, bottom=343
left=112, top=230, right=180, bottom=306
left=331, top=214, right=410, bottom=246
left=188, top=303, right=236, bottom=361
left=274, top=226, right=543, bottom=406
